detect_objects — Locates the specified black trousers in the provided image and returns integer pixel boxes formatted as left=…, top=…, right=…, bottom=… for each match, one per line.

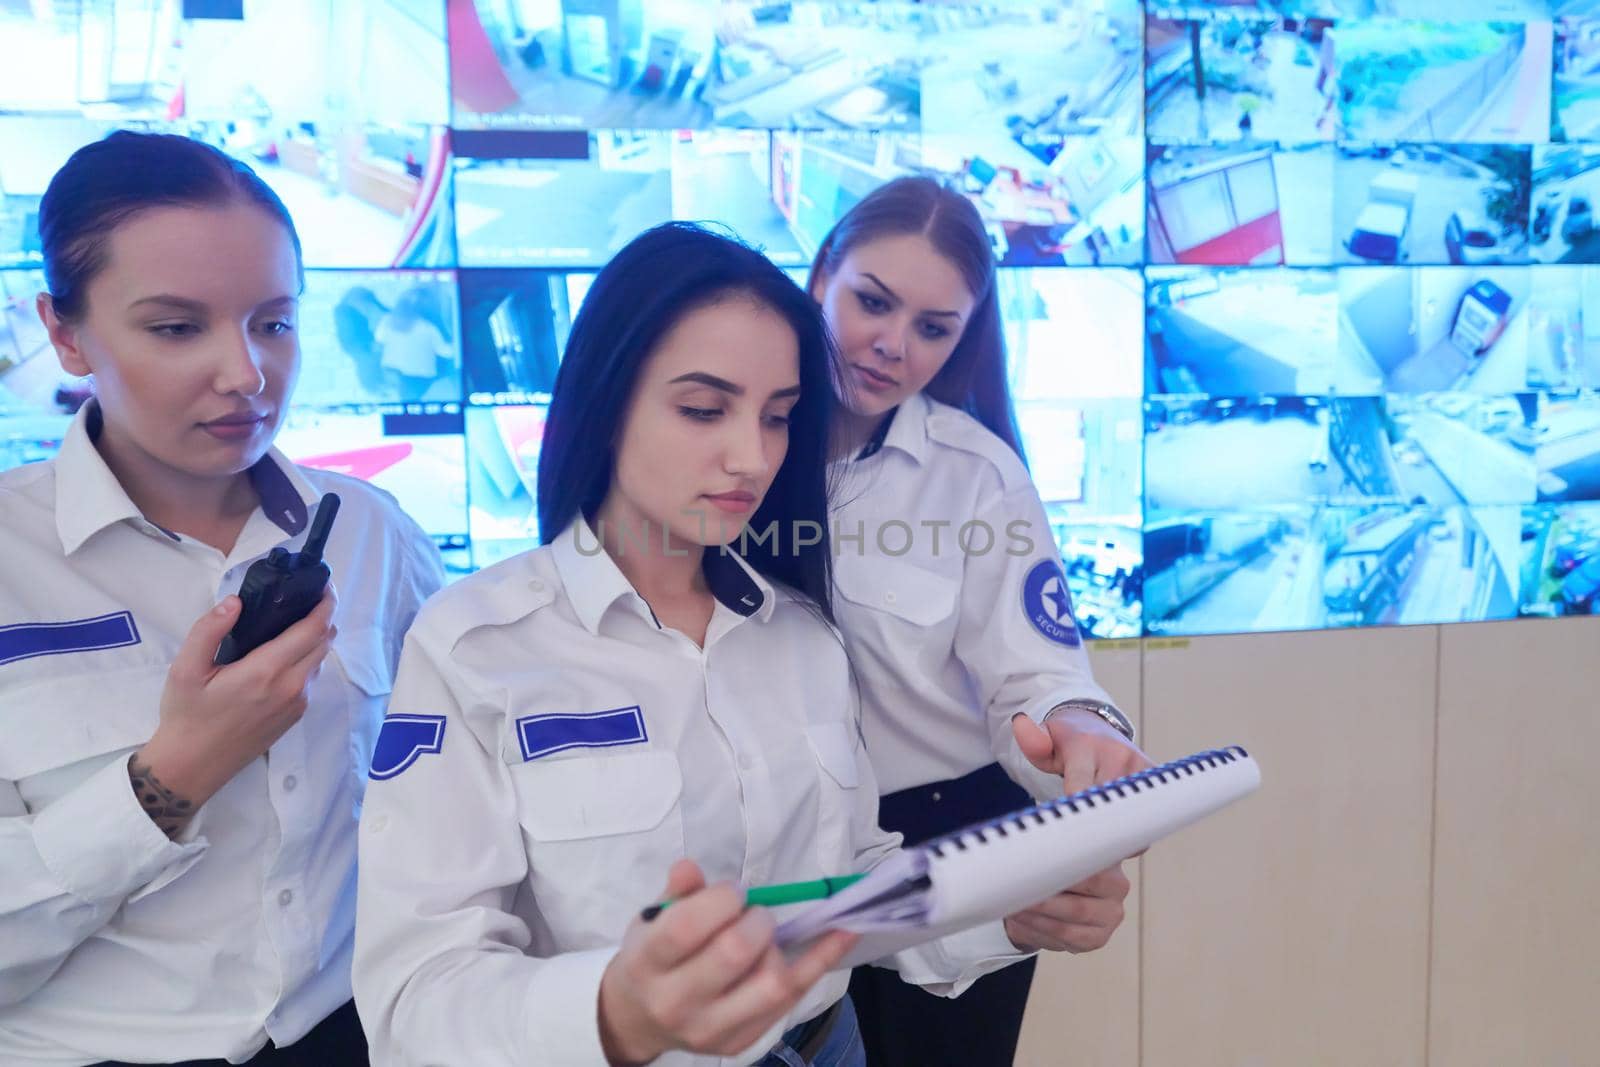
left=851, top=763, right=1039, bottom=1067
left=92, top=999, right=368, bottom=1067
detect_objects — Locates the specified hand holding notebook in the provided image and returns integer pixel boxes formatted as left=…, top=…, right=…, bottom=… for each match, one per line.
left=775, top=746, right=1260, bottom=969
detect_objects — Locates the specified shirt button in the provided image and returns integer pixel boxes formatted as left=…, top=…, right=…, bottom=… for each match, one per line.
left=278, top=889, right=294, bottom=907
left=531, top=578, right=546, bottom=592
left=368, top=814, right=389, bottom=833
left=884, top=592, right=897, bottom=605
left=283, top=775, right=298, bottom=792
left=931, top=791, right=942, bottom=803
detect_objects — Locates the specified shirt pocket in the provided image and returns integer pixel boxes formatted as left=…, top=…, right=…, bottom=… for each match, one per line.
left=330, top=627, right=395, bottom=808
left=0, top=669, right=163, bottom=809
left=511, top=749, right=686, bottom=945
left=833, top=553, right=960, bottom=627
left=804, top=721, right=860, bottom=870
left=2, top=668, right=204, bottom=907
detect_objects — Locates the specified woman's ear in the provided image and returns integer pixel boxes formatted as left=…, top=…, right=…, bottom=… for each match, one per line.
left=36, top=293, right=92, bottom=378
left=807, top=267, right=830, bottom=304
left=807, top=238, right=834, bottom=303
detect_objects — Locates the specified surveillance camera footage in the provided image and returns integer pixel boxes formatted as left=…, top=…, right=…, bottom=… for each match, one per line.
left=3, top=0, right=1598, bottom=634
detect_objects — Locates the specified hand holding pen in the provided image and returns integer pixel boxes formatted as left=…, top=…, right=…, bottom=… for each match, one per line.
left=597, top=859, right=859, bottom=1065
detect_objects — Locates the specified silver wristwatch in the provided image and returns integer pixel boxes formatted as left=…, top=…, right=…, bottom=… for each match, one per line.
left=1050, top=699, right=1136, bottom=745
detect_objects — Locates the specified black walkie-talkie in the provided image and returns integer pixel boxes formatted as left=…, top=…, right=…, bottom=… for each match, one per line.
left=214, top=492, right=341, bottom=666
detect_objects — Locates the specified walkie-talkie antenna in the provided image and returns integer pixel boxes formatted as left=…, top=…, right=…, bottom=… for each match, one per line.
left=301, top=492, right=341, bottom=564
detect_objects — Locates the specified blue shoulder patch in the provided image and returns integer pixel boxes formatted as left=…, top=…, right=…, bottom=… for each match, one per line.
left=517, top=705, right=647, bottom=762
left=0, top=611, right=140, bottom=667
left=1021, top=559, right=1082, bottom=648
left=369, top=714, right=447, bottom=780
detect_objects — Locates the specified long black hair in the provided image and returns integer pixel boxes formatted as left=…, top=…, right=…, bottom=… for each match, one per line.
left=39, top=129, right=302, bottom=322
left=810, top=175, right=1025, bottom=462
left=537, top=222, right=838, bottom=620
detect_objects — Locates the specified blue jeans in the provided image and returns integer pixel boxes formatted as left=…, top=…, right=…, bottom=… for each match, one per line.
left=756, top=996, right=865, bottom=1067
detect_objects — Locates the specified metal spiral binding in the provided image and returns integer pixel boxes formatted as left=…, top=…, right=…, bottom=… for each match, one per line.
left=924, top=746, right=1250, bottom=859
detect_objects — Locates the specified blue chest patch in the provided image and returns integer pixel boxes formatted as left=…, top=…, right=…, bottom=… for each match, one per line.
left=369, top=715, right=447, bottom=780
left=0, top=612, right=141, bottom=667
left=516, top=705, right=647, bottom=762
left=1021, top=559, right=1082, bottom=648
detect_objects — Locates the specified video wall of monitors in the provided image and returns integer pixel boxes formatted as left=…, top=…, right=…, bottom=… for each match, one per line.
left=4, top=0, right=1600, bottom=637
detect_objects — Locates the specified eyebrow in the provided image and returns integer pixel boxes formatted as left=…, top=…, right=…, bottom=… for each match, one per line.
left=668, top=371, right=802, bottom=400
left=861, top=272, right=965, bottom=319
left=128, top=293, right=298, bottom=313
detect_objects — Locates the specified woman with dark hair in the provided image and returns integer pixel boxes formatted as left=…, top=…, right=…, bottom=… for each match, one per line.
left=353, top=222, right=1101, bottom=1067
left=0, top=130, right=443, bottom=1066
left=810, top=175, right=1150, bottom=1065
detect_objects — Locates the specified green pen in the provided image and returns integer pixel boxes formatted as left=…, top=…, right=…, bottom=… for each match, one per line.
left=640, top=874, right=865, bottom=921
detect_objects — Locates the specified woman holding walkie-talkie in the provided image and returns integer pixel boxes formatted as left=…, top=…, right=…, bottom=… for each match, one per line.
left=0, top=131, right=442, bottom=1067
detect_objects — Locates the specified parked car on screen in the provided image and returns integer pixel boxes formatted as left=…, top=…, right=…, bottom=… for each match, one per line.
left=1346, top=171, right=1417, bottom=264
left=1473, top=396, right=1525, bottom=434
left=1392, top=439, right=1427, bottom=466
left=1559, top=554, right=1600, bottom=612
left=1532, top=195, right=1557, bottom=244
left=1348, top=202, right=1410, bottom=263
left=1562, top=195, right=1594, bottom=243
left=1432, top=393, right=1478, bottom=417
left=1445, top=210, right=1514, bottom=265
left=1307, top=432, right=1330, bottom=473
left=1553, top=537, right=1600, bottom=575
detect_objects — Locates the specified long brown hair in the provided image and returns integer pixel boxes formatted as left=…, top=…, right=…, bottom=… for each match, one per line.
left=809, top=175, right=1025, bottom=461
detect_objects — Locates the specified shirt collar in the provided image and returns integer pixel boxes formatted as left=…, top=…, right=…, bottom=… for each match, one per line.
left=249, top=448, right=320, bottom=538
left=53, top=401, right=321, bottom=556
left=856, top=389, right=930, bottom=465
left=550, top=516, right=775, bottom=636
left=704, top=544, right=774, bottom=621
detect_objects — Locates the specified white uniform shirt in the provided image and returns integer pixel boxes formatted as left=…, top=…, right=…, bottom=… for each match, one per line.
left=353, top=518, right=1026, bottom=1067
left=376, top=317, right=451, bottom=379
left=0, top=404, right=443, bottom=1066
left=829, top=390, right=1116, bottom=799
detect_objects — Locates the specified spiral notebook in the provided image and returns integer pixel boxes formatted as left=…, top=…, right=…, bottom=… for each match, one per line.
left=777, top=746, right=1261, bottom=969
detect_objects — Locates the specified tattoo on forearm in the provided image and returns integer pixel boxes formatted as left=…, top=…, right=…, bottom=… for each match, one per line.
left=127, top=757, right=195, bottom=838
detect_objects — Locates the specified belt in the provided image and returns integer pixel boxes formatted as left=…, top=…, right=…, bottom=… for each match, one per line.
left=877, top=761, right=1032, bottom=847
